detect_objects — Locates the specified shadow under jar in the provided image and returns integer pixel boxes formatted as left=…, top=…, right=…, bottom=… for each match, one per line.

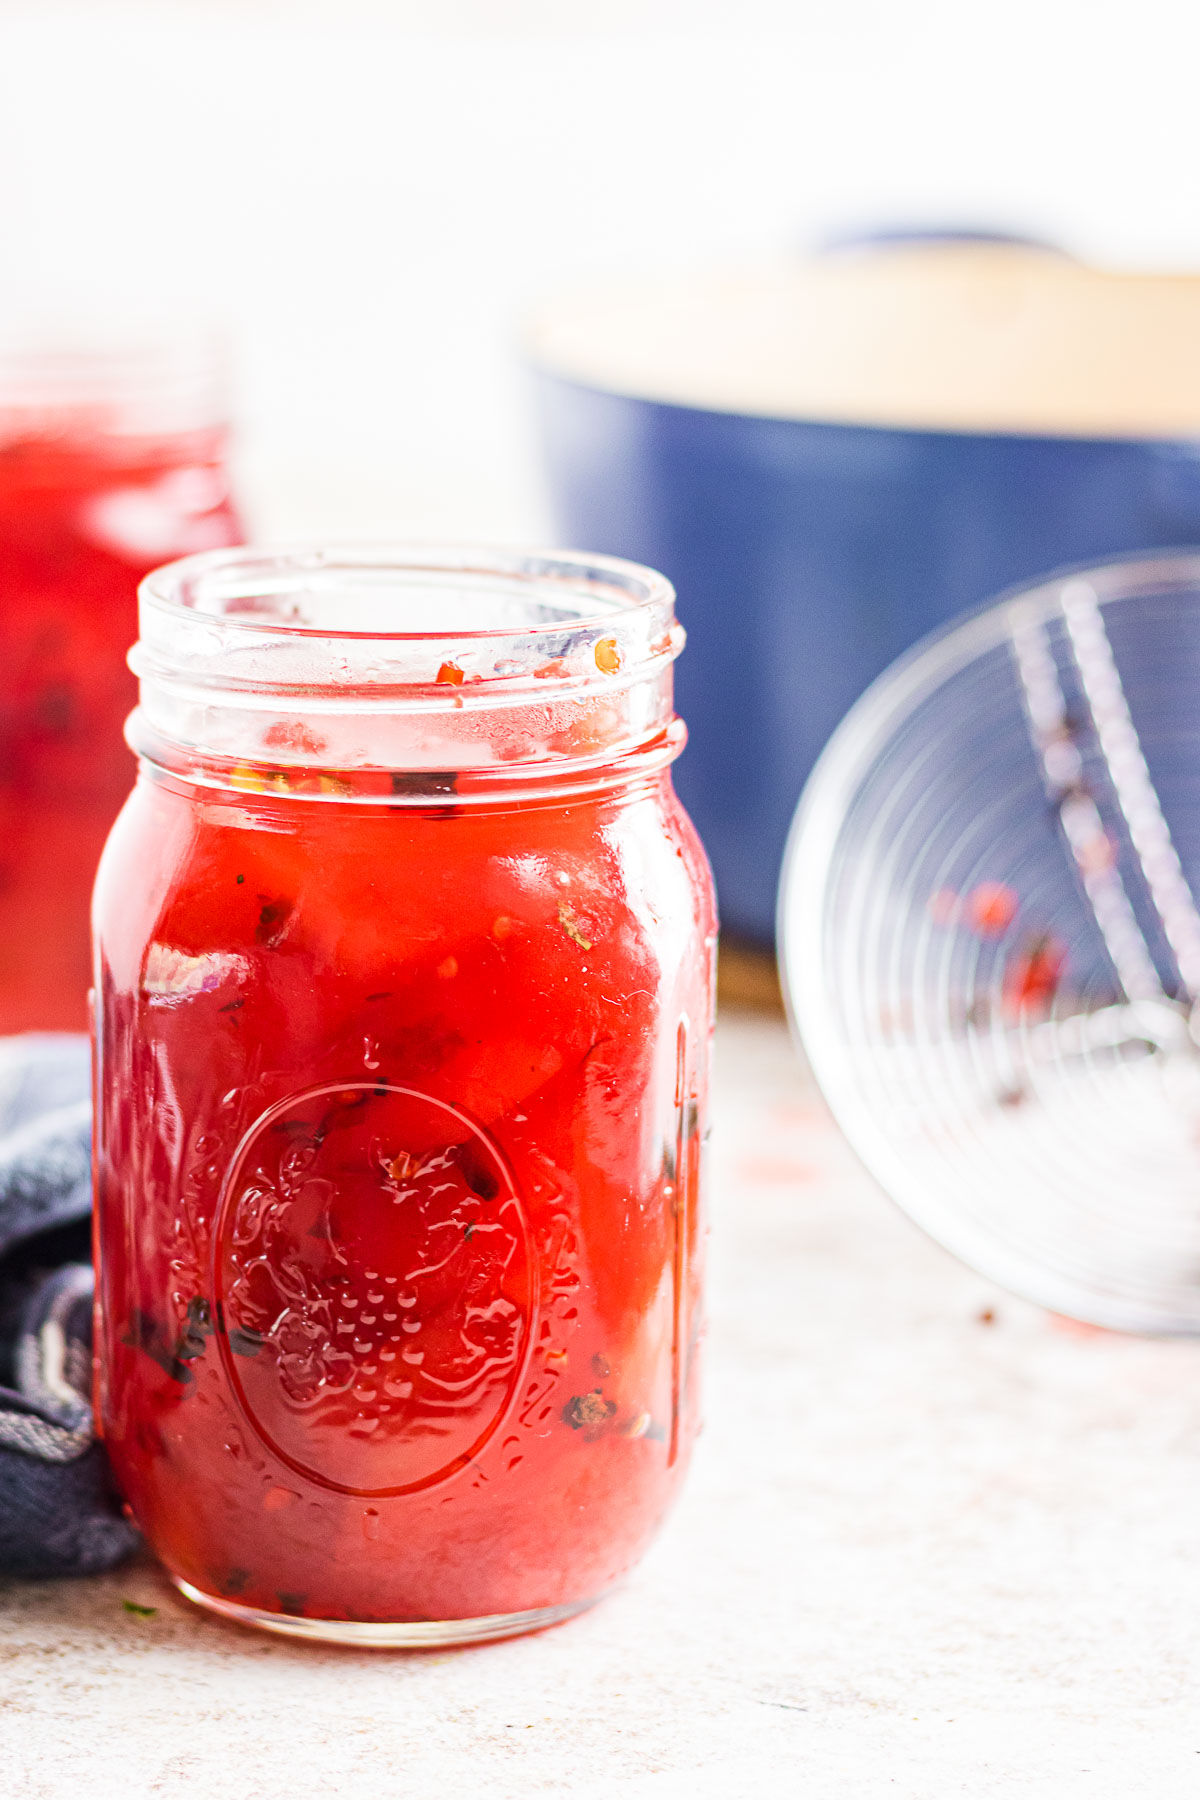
left=92, top=546, right=717, bottom=1646
left=0, top=333, right=242, bottom=1030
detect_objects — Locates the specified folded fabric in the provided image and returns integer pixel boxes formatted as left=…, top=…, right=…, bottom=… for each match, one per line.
left=0, top=1034, right=137, bottom=1578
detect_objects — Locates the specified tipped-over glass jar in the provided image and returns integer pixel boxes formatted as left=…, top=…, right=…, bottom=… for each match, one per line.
left=92, top=546, right=716, bottom=1645
left=0, top=331, right=241, bottom=1031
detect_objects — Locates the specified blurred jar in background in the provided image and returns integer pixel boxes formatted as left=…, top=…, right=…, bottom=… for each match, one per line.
left=0, top=333, right=243, bottom=1030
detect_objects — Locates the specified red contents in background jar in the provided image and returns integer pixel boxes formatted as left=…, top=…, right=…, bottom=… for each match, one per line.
left=0, top=423, right=240, bottom=1030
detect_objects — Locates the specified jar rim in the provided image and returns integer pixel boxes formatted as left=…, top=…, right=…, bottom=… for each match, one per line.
left=139, top=543, right=676, bottom=644
left=130, top=543, right=682, bottom=788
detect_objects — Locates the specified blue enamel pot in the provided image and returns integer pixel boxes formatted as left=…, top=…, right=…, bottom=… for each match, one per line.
left=529, top=239, right=1200, bottom=944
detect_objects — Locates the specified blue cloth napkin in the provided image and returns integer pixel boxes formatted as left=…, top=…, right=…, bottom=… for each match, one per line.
left=0, top=1034, right=137, bottom=1577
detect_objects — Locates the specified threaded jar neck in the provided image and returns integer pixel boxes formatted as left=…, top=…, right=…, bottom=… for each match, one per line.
left=129, top=545, right=685, bottom=800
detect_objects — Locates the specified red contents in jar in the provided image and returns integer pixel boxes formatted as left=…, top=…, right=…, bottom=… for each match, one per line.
left=94, top=764, right=714, bottom=1628
left=0, top=427, right=240, bottom=1029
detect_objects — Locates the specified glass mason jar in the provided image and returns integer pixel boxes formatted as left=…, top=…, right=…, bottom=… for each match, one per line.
left=0, top=332, right=242, bottom=1032
left=93, top=546, right=717, bottom=1646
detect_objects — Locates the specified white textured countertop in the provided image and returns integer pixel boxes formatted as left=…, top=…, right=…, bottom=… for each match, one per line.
left=3, top=1013, right=1199, bottom=1799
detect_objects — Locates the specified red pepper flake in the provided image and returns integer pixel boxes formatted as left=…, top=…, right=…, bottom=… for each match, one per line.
left=263, top=721, right=327, bottom=756
left=558, top=902, right=592, bottom=950
left=436, top=661, right=465, bottom=686
left=534, top=657, right=569, bottom=680
left=964, top=881, right=1019, bottom=937
left=1003, top=931, right=1065, bottom=1019
left=594, top=636, right=622, bottom=675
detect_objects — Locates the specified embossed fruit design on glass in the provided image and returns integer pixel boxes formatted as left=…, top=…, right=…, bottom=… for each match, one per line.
left=93, top=546, right=716, bottom=1645
left=0, top=334, right=241, bottom=1031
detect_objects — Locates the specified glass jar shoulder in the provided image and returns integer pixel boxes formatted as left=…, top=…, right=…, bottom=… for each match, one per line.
left=95, top=772, right=713, bottom=1044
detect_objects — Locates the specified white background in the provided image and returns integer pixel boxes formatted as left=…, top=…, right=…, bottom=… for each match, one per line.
left=2, top=0, right=1200, bottom=540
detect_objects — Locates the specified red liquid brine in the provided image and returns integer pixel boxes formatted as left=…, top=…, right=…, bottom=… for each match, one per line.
left=93, top=548, right=716, bottom=1644
left=0, top=346, right=240, bottom=1029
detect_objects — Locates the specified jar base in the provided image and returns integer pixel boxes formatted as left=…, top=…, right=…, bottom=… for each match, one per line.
left=172, top=1577, right=601, bottom=1648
